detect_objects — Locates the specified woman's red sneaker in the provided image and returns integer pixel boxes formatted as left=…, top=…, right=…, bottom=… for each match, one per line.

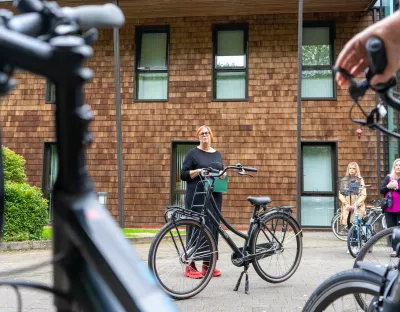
left=202, top=264, right=221, bottom=277
left=184, top=265, right=203, bottom=279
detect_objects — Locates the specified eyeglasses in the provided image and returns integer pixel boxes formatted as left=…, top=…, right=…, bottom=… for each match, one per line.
left=199, top=132, right=210, bottom=136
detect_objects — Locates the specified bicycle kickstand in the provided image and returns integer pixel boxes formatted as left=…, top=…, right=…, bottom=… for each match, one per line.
left=233, top=263, right=250, bottom=294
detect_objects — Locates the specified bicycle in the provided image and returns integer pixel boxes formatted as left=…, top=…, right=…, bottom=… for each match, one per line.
left=302, top=35, right=400, bottom=312
left=338, top=176, right=371, bottom=257
left=148, top=164, right=303, bottom=299
left=0, top=1, right=177, bottom=311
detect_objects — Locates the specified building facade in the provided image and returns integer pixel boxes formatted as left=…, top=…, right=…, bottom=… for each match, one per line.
left=0, top=0, right=389, bottom=229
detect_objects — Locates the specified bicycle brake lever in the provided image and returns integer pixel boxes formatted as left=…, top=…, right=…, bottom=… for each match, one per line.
left=237, top=172, right=253, bottom=177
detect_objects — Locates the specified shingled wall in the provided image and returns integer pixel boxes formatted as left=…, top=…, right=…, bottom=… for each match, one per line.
left=0, top=11, right=380, bottom=228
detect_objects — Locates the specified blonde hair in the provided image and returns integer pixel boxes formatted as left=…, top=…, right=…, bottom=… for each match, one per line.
left=196, top=125, right=214, bottom=140
left=389, top=158, right=400, bottom=179
left=345, top=162, right=361, bottom=178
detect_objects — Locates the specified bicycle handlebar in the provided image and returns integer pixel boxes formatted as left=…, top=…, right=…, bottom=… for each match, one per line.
left=6, top=1, right=124, bottom=38
left=200, top=163, right=258, bottom=178
left=334, top=36, right=400, bottom=138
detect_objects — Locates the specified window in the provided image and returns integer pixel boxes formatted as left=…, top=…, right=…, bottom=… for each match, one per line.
left=212, top=24, right=248, bottom=100
left=135, top=26, right=169, bottom=101
left=42, top=142, right=58, bottom=220
left=45, top=79, right=56, bottom=104
left=170, top=141, right=198, bottom=206
left=302, top=22, right=335, bottom=99
left=300, top=142, right=337, bottom=227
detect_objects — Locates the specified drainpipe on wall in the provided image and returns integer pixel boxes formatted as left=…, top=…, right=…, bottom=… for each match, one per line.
left=113, top=0, right=124, bottom=227
left=296, top=0, right=303, bottom=224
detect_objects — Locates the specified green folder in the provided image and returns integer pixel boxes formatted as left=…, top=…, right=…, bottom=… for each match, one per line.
left=205, top=175, right=228, bottom=193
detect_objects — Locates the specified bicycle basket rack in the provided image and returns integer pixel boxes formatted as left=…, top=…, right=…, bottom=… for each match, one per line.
left=339, top=176, right=362, bottom=196
left=164, top=205, right=205, bottom=223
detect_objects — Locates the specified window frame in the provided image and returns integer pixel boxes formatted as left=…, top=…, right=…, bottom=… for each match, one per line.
left=300, top=141, right=338, bottom=228
left=134, top=25, right=170, bottom=102
left=212, top=23, right=249, bottom=102
left=42, top=141, right=57, bottom=220
left=170, top=140, right=199, bottom=205
left=300, top=141, right=337, bottom=196
left=301, top=21, right=336, bottom=101
left=45, top=79, right=56, bottom=104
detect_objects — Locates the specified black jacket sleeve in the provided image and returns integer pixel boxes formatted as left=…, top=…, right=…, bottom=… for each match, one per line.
left=380, top=176, right=391, bottom=195
left=181, top=153, right=195, bottom=182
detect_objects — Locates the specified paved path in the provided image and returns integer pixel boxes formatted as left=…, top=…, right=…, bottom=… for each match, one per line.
left=0, top=232, right=354, bottom=312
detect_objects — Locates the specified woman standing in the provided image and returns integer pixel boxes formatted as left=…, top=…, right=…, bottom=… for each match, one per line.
left=380, top=158, right=400, bottom=257
left=181, top=125, right=225, bottom=279
left=339, top=162, right=367, bottom=229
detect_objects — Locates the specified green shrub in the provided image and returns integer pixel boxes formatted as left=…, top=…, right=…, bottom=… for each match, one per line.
left=2, top=146, right=26, bottom=183
left=3, top=182, right=49, bottom=241
left=2, top=146, right=49, bottom=241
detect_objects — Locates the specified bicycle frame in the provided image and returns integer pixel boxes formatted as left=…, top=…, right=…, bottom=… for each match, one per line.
left=0, top=4, right=175, bottom=312
left=184, top=176, right=298, bottom=262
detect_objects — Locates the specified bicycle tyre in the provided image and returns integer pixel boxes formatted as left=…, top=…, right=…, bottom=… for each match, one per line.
left=148, top=219, right=217, bottom=300
left=347, top=225, right=364, bottom=258
left=354, top=227, right=396, bottom=268
left=331, top=213, right=347, bottom=241
left=302, top=269, right=381, bottom=312
left=353, top=227, right=397, bottom=308
left=250, top=212, right=302, bottom=283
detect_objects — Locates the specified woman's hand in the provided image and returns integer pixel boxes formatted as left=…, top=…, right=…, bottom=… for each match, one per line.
left=388, top=180, right=398, bottom=189
left=219, top=171, right=227, bottom=179
left=335, top=10, right=400, bottom=86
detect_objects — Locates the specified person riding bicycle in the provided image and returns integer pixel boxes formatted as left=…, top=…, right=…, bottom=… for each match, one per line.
left=180, top=125, right=226, bottom=279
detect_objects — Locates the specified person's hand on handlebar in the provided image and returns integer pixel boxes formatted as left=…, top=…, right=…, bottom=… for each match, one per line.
left=219, top=170, right=227, bottom=179
left=335, top=10, right=400, bottom=87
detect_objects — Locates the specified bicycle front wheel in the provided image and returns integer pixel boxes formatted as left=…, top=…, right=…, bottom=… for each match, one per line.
left=354, top=226, right=397, bottom=268
left=302, top=269, right=381, bottom=312
left=250, top=212, right=303, bottom=283
left=347, top=225, right=364, bottom=258
left=331, top=214, right=347, bottom=241
left=148, top=219, right=217, bottom=300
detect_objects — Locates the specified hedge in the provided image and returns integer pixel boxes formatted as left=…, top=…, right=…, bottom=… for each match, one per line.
left=2, top=146, right=49, bottom=241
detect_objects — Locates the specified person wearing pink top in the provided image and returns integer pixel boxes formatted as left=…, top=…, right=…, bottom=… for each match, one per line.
left=380, top=158, right=400, bottom=257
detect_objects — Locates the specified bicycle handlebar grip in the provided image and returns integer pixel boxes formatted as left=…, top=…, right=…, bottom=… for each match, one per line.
left=366, top=36, right=387, bottom=75
left=7, top=12, right=43, bottom=37
left=14, top=0, right=44, bottom=13
left=62, top=4, right=125, bottom=29
left=243, top=167, right=257, bottom=172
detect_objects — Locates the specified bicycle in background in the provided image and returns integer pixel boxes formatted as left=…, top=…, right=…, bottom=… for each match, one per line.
left=148, top=164, right=303, bottom=299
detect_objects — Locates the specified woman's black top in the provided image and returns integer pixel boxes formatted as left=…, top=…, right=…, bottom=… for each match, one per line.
left=180, top=147, right=223, bottom=211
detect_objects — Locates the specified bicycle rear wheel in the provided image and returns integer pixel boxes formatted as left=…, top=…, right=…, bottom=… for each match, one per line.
left=331, top=213, right=348, bottom=241
left=148, top=219, right=217, bottom=300
left=250, top=212, right=302, bottom=283
left=302, top=269, right=381, bottom=312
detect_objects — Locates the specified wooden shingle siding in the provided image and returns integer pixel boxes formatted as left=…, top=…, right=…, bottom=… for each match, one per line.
left=0, top=11, right=378, bottom=228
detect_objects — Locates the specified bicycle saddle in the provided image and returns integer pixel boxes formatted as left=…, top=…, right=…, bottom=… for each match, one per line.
left=247, top=196, right=272, bottom=206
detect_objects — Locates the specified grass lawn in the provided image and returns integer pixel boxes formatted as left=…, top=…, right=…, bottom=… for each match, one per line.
left=42, top=227, right=164, bottom=240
